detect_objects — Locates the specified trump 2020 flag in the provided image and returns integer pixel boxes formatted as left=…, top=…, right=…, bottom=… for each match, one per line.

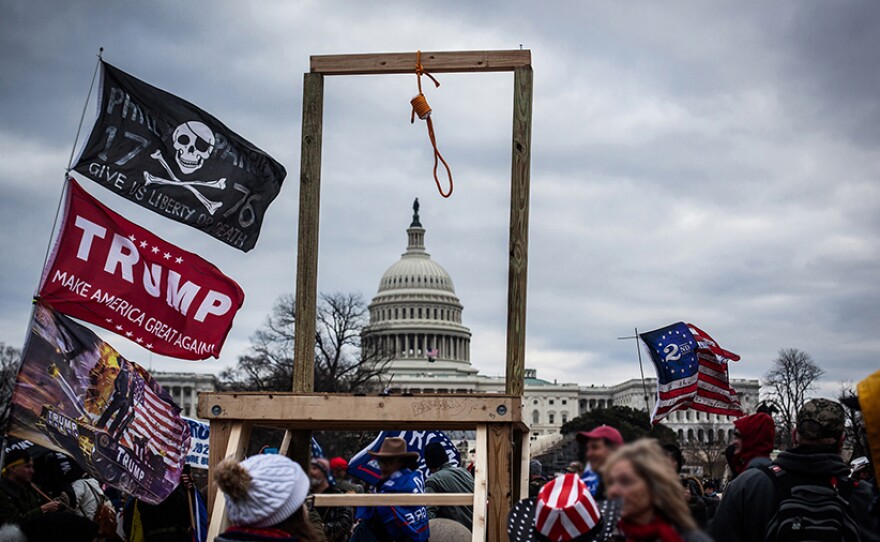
left=347, top=430, right=461, bottom=486
left=639, top=322, right=743, bottom=424
left=7, top=303, right=190, bottom=504
left=72, top=61, right=286, bottom=252
left=39, top=179, right=244, bottom=360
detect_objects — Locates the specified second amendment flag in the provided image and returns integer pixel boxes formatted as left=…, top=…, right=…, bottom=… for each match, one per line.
left=39, top=179, right=244, bottom=360
left=7, top=303, right=190, bottom=504
left=639, top=322, right=743, bottom=424
left=73, top=61, right=286, bottom=252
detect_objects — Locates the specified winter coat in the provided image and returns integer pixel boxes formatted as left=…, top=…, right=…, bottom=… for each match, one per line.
left=729, top=412, right=774, bottom=476
left=308, top=484, right=353, bottom=542
left=709, top=444, right=879, bottom=542
left=0, top=478, right=44, bottom=525
left=424, top=462, right=474, bottom=531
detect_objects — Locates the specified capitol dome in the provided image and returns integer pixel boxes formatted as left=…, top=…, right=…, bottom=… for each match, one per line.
left=362, top=199, right=476, bottom=379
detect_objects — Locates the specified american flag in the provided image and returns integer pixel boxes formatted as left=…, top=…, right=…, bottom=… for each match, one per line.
left=426, top=348, right=439, bottom=361
left=119, top=364, right=190, bottom=470
left=639, top=322, right=743, bottom=425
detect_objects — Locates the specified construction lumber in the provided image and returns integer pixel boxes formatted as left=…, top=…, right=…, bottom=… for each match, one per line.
left=311, top=50, right=531, bottom=75
left=487, top=424, right=513, bottom=542
left=198, top=393, right=523, bottom=430
left=313, top=493, right=473, bottom=507
left=505, top=65, right=533, bottom=397
left=293, top=72, right=324, bottom=394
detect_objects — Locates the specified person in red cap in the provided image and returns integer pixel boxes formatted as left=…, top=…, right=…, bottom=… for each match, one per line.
left=328, top=457, right=361, bottom=494
left=723, top=412, right=775, bottom=478
left=576, top=425, right=624, bottom=500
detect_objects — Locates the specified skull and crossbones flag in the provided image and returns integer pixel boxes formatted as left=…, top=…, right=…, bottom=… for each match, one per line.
left=72, top=61, right=286, bottom=252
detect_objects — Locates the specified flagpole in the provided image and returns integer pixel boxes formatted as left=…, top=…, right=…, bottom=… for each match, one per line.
left=617, top=328, right=651, bottom=414
left=36, top=48, right=103, bottom=290
left=66, top=47, right=103, bottom=172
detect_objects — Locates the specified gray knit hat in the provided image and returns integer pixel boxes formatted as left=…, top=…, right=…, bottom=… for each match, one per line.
left=215, top=454, right=309, bottom=528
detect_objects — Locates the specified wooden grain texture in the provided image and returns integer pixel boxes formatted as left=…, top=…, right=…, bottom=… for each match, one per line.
left=313, top=493, right=474, bottom=506
left=198, top=393, right=522, bottom=429
left=472, top=425, right=489, bottom=542
left=518, top=430, right=531, bottom=500
left=311, top=50, right=530, bottom=75
left=505, top=65, right=533, bottom=397
left=206, top=420, right=232, bottom=515
left=207, top=422, right=251, bottom=540
left=293, top=72, right=324, bottom=395
left=487, top=424, right=513, bottom=542
left=286, top=429, right=312, bottom=473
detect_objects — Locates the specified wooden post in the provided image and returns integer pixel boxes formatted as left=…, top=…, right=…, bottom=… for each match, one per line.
left=293, top=71, right=324, bottom=395
left=207, top=421, right=252, bottom=540
left=505, top=65, right=533, bottom=398
left=290, top=72, right=323, bottom=473
left=487, top=424, right=513, bottom=542
left=206, top=420, right=232, bottom=516
left=472, top=425, right=489, bottom=542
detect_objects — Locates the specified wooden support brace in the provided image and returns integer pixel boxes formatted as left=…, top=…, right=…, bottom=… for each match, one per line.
left=311, top=50, right=531, bottom=75
left=313, top=493, right=474, bottom=506
left=199, top=393, right=524, bottom=430
left=487, top=424, right=513, bottom=542
left=206, top=421, right=251, bottom=541
left=472, top=425, right=489, bottom=542
left=293, top=71, right=324, bottom=395
left=206, top=420, right=232, bottom=514
left=505, top=65, right=533, bottom=397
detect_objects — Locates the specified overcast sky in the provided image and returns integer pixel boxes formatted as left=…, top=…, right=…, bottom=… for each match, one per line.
left=2, top=1, right=878, bottom=397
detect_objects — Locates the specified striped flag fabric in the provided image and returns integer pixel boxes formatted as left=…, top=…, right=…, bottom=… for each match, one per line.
left=534, top=474, right=602, bottom=542
left=639, top=322, right=744, bottom=424
left=119, top=366, right=189, bottom=469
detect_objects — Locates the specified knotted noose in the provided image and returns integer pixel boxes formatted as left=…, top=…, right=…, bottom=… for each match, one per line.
left=410, top=51, right=453, bottom=198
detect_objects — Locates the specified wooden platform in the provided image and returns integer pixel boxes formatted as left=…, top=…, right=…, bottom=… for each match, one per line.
left=199, top=392, right=528, bottom=542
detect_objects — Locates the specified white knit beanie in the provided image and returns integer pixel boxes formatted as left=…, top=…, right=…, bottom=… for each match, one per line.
left=217, top=454, right=309, bottom=528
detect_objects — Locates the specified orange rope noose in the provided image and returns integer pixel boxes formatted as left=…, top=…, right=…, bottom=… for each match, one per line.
left=410, top=51, right=453, bottom=198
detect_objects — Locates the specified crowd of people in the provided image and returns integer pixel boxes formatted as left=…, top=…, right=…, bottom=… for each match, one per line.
left=0, top=393, right=877, bottom=541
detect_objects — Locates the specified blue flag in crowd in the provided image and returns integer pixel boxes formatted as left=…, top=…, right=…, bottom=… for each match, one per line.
left=347, top=430, right=461, bottom=486
left=311, top=436, right=325, bottom=459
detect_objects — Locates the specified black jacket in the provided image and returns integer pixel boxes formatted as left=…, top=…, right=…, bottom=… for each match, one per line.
left=710, top=445, right=879, bottom=542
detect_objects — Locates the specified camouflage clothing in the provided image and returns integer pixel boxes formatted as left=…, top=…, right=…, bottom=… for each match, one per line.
left=797, top=398, right=845, bottom=441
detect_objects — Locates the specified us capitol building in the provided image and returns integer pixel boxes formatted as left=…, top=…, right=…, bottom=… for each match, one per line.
left=362, top=201, right=760, bottom=446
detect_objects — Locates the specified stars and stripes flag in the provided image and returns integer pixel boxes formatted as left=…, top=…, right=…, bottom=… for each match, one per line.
left=639, top=322, right=744, bottom=425
left=119, top=365, right=187, bottom=470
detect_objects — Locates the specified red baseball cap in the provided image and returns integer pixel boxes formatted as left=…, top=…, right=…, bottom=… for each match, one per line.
left=576, top=426, right=623, bottom=446
left=329, top=457, right=348, bottom=471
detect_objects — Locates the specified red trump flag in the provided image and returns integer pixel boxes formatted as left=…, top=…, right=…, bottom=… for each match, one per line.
left=39, top=179, right=244, bottom=360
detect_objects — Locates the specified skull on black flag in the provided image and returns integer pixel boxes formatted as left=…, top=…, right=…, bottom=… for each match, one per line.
left=172, top=121, right=214, bottom=175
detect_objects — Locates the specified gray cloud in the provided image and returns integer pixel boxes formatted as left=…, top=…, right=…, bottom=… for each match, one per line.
left=1, top=1, right=878, bottom=400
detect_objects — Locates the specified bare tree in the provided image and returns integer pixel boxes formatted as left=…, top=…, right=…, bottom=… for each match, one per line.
left=220, top=292, right=391, bottom=393
left=763, top=348, right=824, bottom=448
left=682, top=420, right=728, bottom=480
left=839, top=382, right=866, bottom=460
left=0, top=342, right=22, bottom=427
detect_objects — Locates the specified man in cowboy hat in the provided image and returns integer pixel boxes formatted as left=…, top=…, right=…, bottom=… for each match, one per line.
left=350, top=437, right=429, bottom=542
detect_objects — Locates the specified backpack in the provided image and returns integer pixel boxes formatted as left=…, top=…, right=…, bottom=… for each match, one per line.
left=760, top=465, right=862, bottom=542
